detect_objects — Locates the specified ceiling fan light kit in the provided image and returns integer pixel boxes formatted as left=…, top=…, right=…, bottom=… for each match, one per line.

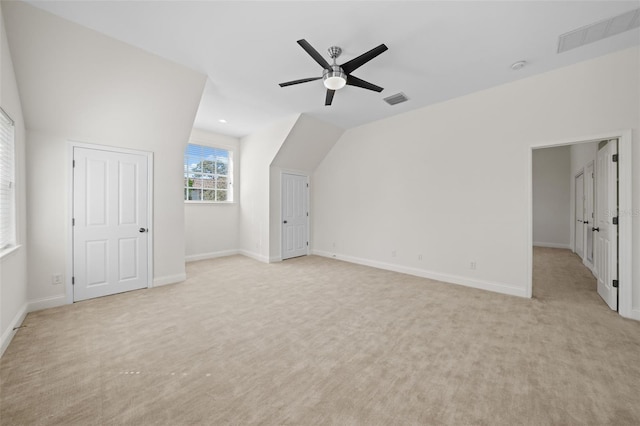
left=323, top=67, right=347, bottom=90
left=280, top=39, right=388, bottom=106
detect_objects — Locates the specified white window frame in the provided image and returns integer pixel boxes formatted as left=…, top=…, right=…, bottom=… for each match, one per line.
left=184, top=143, right=233, bottom=203
left=0, top=107, right=16, bottom=257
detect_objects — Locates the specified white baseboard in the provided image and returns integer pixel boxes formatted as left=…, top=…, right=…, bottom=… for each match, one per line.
left=239, top=250, right=269, bottom=263
left=533, top=242, right=571, bottom=249
left=625, top=308, right=640, bottom=321
left=0, top=303, right=28, bottom=358
left=269, top=256, right=282, bottom=263
left=153, top=273, right=187, bottom=287
left=312, top=250, right=527, bottom=298
left=28, top=295, right=66, bottom=312
left=185, top=249, right=239, bottom=263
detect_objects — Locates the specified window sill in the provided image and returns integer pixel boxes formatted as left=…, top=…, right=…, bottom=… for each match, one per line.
left=0, top=245, right=22, bottom=261
left=184, top=201, right=237, bottom=205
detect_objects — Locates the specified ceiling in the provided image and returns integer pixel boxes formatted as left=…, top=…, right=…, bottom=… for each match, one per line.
left=24, top=1, right=640, bottom=138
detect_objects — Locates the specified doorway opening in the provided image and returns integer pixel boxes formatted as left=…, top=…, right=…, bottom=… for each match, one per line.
left=529, top=131, right=632, bottom=319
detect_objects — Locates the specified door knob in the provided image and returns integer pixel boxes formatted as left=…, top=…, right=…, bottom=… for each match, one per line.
left=584, top=221, right=589, bottom=224
left=578, top=220, right=583, bottom=223
left=139, top=228, right=148, bottom=233
left=592, top=227, right=600, bottom=232
left=283, top=220, right=288, bottom=224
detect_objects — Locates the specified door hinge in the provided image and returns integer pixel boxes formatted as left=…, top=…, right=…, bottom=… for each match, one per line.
left=612, top=154, right=618, bottom=162
left=72, top=277, right=75, bottom=285
left=72, top=160, right=75, bottom=168
left=612, top=217, right=618, bottom=225
left=306, top=241, right=309, bottom=246
left=72, top=218, right=75, bottom=226
left=612, top=280, right=618, bottom=288
left=306, top=212, right=309, bottom=217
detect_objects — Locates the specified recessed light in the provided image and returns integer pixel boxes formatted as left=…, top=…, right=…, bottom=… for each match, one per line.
left=511, top=60, right=527, bottom=71
left=218, top=119, right=227, bottom=123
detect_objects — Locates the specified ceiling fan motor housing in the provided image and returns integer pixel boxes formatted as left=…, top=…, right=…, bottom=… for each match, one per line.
left=328, top=46, right=342, bottom=59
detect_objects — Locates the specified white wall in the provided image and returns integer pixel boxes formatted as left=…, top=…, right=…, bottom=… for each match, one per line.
left=185, top=129, right=240, bottom=261
left=0, top=3, right=28, bottom=355
left=313, top=47, right=639, bottom=301
left=532, top=146, right=571, bottom=248
left=239, top=115, right=298, bottom=262
left=570, top=142, right=598, bottom=175
left=4, top=2, right=206, bottom=306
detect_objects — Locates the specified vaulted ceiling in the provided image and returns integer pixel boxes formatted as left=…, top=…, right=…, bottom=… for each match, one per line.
left=22, top=1, right=640, bottom=137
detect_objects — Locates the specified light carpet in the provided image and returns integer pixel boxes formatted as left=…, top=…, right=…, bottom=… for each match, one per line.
left=1, top=248, right=639, bottom=425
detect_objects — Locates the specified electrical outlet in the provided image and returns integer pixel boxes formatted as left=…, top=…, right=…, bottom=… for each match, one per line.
left=470, top=261, right=477, bottom=270
left=52, top=273, right=63, bottom=285
left=418, top=254, right=423, bottom=261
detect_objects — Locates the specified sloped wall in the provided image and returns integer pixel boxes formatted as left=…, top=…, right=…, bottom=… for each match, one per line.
left=239, top=115, right=299, bottom=261
left=3, top=2, right=206, bottom=305
left=239, top=113, right=343, bottom=262
left=269, top=115, right=344, bottom=260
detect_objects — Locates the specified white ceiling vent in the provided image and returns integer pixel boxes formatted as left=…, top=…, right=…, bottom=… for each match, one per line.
left=383, top=92, right=409, bottom=106
left=558, top=8, right=640, bottom=53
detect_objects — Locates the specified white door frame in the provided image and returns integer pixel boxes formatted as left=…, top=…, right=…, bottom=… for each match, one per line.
left=66, top=141, right=154, bottom=304
left=583, top=161, right=595, bottom=272
left=527, top=129, right=632, bottom=319
left=280, top=170, right=309, bottom=260
left=574, top=169, right=585, bottom=259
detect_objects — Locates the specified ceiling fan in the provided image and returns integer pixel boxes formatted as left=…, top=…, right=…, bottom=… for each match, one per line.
left=279, top=39, right=388, bottom=106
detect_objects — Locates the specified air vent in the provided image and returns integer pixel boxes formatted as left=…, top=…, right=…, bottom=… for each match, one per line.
left=558, top=8, right=640, bottom=53
left=383, top=92, right=409, bottom=106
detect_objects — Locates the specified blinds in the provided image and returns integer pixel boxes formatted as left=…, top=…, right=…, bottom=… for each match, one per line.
left=0, top=107, right=15, bottom=250
left=184, top=144, right=229, bottom=168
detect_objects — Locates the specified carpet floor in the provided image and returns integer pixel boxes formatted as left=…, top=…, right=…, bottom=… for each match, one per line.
left=1, top=248, right=639, bottom=425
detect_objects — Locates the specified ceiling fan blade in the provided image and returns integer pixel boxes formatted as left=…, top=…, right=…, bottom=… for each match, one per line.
left=325, top=89, right=335, bottom=106
left=297, top=39, right=332, bottom=70
left=341, top=44, right=388, bottom=74
left=279, top=77, right=322, bottom=87
left=346, top=75, right=383, bottom=92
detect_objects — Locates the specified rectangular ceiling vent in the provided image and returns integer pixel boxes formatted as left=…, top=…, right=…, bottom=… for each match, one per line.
left=558, top=8, right=640, bottom=53
left=383, top=92, right=409, bottom=106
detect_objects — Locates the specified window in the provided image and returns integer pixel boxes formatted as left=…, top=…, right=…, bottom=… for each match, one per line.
left=184, top=144, right=232, bottom=202
left=0, top=107, right=16, bottom=250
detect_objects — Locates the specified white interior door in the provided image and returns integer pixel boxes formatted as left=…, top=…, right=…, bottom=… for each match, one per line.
left=281, top=173, right=308, bottom=260
left=584, top=161, right=595, bottom=268
left=73, top=147, right=149, bottom=301
left=575, top=172, right=584, bottom=259
left=594, top=140, right=618, bottom=311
